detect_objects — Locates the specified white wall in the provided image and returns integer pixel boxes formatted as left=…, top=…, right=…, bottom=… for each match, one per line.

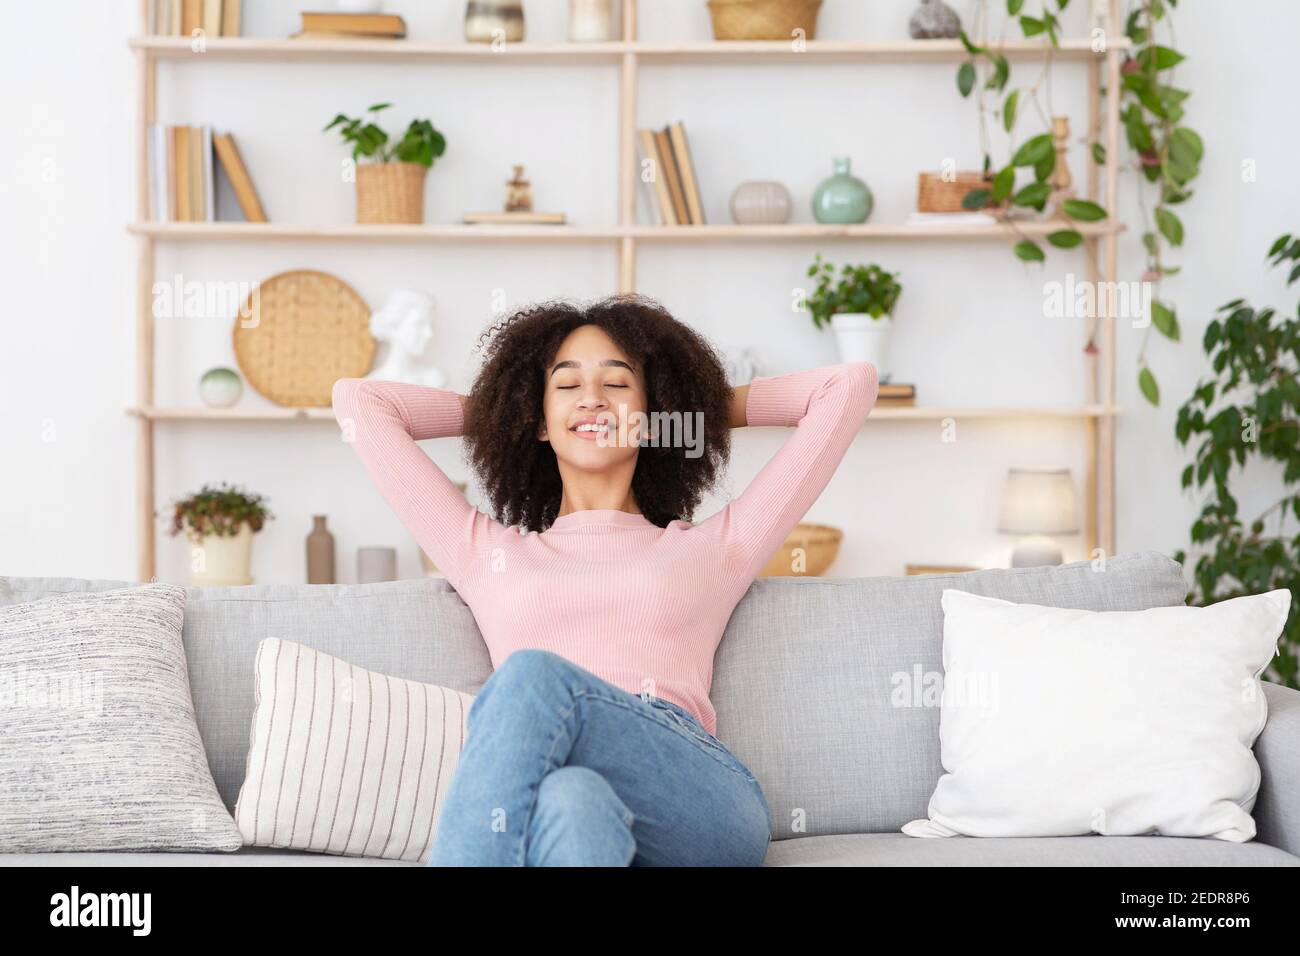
left=2, top=0, right=1296, bottom=584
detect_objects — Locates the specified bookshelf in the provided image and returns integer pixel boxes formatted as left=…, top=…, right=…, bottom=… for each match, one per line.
left=130, top=0, right=1126, bottom=582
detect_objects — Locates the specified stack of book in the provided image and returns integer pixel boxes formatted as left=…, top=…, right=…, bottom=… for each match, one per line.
left=146, top=125, right=266, bottom=223
left=151, top=0, right=241, bottom=36
left=876, top=383, right=916, bottom=407
left=290, top=11, right=407, bottom=40
left=637, top=122, right=705, bottom=226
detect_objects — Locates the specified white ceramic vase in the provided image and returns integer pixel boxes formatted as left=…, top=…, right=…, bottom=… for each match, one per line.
left=831, top=312, right=892, bottom=378
left=187, top=523, right=254, bottom=586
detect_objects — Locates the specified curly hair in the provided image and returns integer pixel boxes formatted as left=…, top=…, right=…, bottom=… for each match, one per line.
left=461, top=293, right=735, bottom=534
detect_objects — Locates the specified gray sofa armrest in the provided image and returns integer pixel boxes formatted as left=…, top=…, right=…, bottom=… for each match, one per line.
left=1255, top=680, right=1300, bottom=856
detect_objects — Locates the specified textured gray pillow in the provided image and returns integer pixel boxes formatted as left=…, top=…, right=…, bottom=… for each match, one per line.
left=0, top=583, right=242, bottom=852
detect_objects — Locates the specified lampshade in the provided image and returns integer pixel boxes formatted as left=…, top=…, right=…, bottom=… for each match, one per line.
left=997, top=467, right=1079, bottom=535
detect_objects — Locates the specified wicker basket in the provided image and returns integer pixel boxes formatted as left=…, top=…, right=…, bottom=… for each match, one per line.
left=356, top=161, right=428, bottom=224
left=706, top=0, right=823, bottom=41
left=917, top=170, right=999, bottom=214
left=758, top=522, right=843, bottom=577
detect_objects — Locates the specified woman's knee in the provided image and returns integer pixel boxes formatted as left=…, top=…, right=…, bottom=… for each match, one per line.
left=527, top=766, right=635, bottom=866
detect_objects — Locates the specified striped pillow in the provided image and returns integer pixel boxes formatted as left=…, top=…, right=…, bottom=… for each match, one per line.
left=234, top=638, right=474, bottom=862
left=0, top=583, right=242, bottom=852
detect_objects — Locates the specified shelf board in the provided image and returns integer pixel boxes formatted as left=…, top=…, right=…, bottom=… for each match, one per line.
left=127, top=405, right=1122, bottom=423
left=127, top=221, right=1123, bottom=242
left=130, top=36, right=1128, bottom=64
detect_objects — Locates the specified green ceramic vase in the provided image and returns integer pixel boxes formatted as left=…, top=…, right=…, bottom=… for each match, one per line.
left=812, top=156, right=873, bottom=224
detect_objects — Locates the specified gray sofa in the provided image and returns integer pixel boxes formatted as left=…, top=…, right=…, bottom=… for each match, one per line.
left=1, top=550, right=1296, bottom=866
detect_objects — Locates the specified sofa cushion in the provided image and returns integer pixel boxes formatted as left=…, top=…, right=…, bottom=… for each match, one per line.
left=760, top=833, right=1300, bottom=866
left=0, top=576, right=493, bottom=812
left=709, top=551, right=1191, bottom=840
left=235, top=638, right=474, bottom=862
left=0, top=584, right=241, bottom=852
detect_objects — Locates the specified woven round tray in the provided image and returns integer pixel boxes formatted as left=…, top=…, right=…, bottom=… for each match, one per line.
left=232, top=270, right=375, bottom=407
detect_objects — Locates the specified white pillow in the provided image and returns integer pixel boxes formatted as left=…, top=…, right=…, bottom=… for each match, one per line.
left=903, top=587, right=1291, bottom=842
left=234, top=638, right=474, bottom=862
left=0, top=584, right=241, bottom=852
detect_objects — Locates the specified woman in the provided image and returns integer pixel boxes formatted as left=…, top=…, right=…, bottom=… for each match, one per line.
left=331, top=293, right=878, bottom=866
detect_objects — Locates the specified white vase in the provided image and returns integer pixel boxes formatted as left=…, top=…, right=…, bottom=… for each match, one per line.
left=187, top=523, right=254, bottom=586
left=831, top=312, right=892, bottom=378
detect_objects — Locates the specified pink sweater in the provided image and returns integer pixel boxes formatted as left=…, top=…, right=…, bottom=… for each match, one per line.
left=331, top=361, right=878, bottom=736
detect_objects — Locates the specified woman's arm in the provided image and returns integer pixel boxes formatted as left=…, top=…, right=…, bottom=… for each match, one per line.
left=700, top=363, right=879, bottom=583
left=331, top=378, right=501, bottom=594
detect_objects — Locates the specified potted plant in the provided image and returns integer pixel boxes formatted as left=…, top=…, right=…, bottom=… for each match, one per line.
left=802, top=252, right=902, bottom=374
left=1172, top=232, right=1300, bottom=688
left=163, top=481, right=274, bottom=586
left=324, top=103, right=447, bottom=224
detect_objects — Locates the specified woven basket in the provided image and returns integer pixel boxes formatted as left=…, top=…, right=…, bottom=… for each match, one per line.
left=758, top=522, right=843, bottom=577
left=232, top=269, right=375, bottom=407
left=356, top=162, right=428, bottom=224
left=917, top=171, right=1000, bottom=213
left=706, top=0, right=822, bottom=40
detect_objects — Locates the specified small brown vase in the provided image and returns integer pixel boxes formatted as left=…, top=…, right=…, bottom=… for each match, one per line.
left=306, top=515, right=336, bottom=584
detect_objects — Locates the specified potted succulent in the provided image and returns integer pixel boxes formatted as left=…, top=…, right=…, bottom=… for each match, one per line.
left=802, top=252, right=902, bottom=375
left=164, top=481, right=274, bottom=586
left=324, top=103, right=447, bottom=224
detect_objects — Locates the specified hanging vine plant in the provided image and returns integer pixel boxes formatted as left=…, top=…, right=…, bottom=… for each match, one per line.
left=954, top=0, right=1107, bottom=262
left=1109, top=0, right=1202, bottom=407
left=954, top=0, right=1200, bottom=409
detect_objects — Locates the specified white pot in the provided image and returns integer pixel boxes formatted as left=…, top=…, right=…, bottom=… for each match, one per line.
left=187, top=523, right=254, bottom=586
left=831, top=312, right=893, bottom=377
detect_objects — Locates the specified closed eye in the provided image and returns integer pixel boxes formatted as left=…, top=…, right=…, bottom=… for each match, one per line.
left=557, top=384, right=629, bottom=389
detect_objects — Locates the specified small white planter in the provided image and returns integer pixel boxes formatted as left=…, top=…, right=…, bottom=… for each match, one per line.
left=187, top=523, right=254, bottom=586
left=831, top=312, right=893, bottom=377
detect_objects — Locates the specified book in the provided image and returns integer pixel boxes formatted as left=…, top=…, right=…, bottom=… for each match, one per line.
left=298, top=12, right=407, bottom=36
left=201, top=125, right=215, bottom=222
left=147, top=124, right=164, bottom=221
left=212, top=132, right=267, bottom=222
left=288, top=30, right=406, bottom=40
left=463, top=211, right=567, bottom=224
left=188, top=125, right=203, bottom=221
left=667, top=121, right=705, bottom=226
left=202, top=0, right=222, bottom=38
left=181, top=0, right=201, bottom=36
left=904, top=211, right=999, bottom=226
left=220, top=0, right=240, bottom=37
left=635, top=130, right=663, bottom=226
left=654, top=127, right=689, bottom=225
left=165, top=123, right=177, bottom=220
left=174, top=125, right=191, bottom=221
left=637, top=128, right=676, bottom=225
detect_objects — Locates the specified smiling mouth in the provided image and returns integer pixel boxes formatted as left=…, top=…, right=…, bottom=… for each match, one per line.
left=570, top=422, right=615, bottom=440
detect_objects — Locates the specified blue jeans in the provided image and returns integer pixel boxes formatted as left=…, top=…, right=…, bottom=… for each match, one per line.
left=426, top=648, right=773, bottom=866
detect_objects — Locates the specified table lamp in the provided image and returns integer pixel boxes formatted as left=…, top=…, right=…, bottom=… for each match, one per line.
left=997, top=467, right=1079, bottom=567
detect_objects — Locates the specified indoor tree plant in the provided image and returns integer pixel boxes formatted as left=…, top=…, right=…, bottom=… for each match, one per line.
left=324, top=102, right=448, bottom=224
left=163, top=481, right=274, bottom=586
left=802, top=252, right=902, bottom=375
left=1172, top=233, right=1300, bottom=689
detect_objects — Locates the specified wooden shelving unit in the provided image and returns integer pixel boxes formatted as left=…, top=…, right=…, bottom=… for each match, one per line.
left=130, top=0, right=1126, bottom=581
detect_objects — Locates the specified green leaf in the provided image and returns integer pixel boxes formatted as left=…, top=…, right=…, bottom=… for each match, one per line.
left=1091, top=142, right=1106, bottom=165
left=1142, top=231, right=1158, bottom=255
left=985, top=55, right=1010, bottom=92
left=962, top=188, right=992, bottom=210
left=1136, top=45, right=1185, bottom=70
left=958, top=29, right=984, bottom=56
left=1014, top=240, right=1045, bottom=263
left=1020, top=15, right=1046, bottom=36
left=991, top=166, right=1015, bottom=204
left=1012, top=181, right=1051, bottom=210
left=1170, top=127, right=1204, bottom=162
left=1268, top=234, right=1292, bottom=258
left=1063, top=198, right=1107, bottom=221
left=1011, top=133, right=1053, bottom=167
left=1007, top=0, right=1025, bottom=13
left=1138, top=366, right=1160, bottom=406
left=957, top=61, right=976, bottom=97
left=1156, top=207, right=1185, bottom=246
left=1047, top=229, right=1083, bottom=248
left=1151, top=301, right=1180, bottom=341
